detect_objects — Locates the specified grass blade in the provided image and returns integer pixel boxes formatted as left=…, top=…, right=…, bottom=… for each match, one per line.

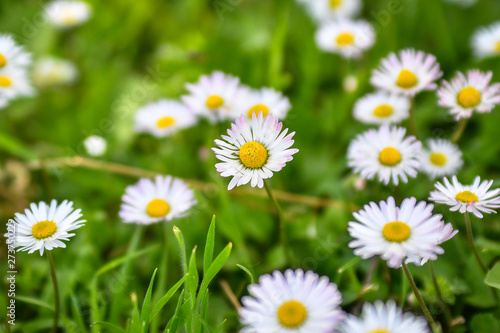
left=140, top=268, right=158, bottom=333
left=204, top=216, right=216, bottom=275
left=149, top=274, right=189, bottom=323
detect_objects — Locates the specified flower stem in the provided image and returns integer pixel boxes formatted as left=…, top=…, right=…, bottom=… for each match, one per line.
left=47, top=251, right=60, bottom=333
left=408, top=97, right=418, bottom=137
left=402, top=262, right=438, bottom=331
left=464, top=212, right=487, bottom=274
left=263, top=180, right=288, bottom=259
left=429, top=262, right=453, bottom=330
left=451, top=118, right=469, bottom=143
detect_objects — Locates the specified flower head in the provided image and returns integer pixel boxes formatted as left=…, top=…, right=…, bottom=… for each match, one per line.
left=7, top=200, right=85, bottom=256
left=83, top=135, right=107, bottom=157
left=353, top=92, right=410, bottom=125
left=437, top=70, right=500, bottom=120
left=340, top=300, right=430, bottom=333
left=33, top=57, right=78, bottom=88
left=471, top=21, right=500, bottom=59
left=304, top=0, right=362, bottom=23
left=418, top=139, right=463, bottom=179
left=213, top=113, right=299, bottom=190
left=240, top=269, right=344, bottom=332
left=134, top=99, right=197, bottom=138
left=0, top=67, right=34, bottom=107
left=348, top=196, right=457, bottom=268
left=119, top=175, right=197, bottom=225
left=235, top=87, right=291, bottom=120
left=315, top=20, right=375, bottom=59
left=371, top=49, right=442, bottom=96
left=45, top=0, right=92, bottom=28
left=0, top=34, right=32, bottom=71
left=347, top=125, right=421, bottom=185
left=429, top=176, right=500, bottom=218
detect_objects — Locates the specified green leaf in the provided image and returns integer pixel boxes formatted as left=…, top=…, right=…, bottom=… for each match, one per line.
left=129, top=295, right=142, bottom=333
left=91, top=321, right=126, bottom=333
left=237, top=264, right=255, bottom=284
left=173, top=226, right=188, bottom=275
left=186, top=246, right=199, bottom=304
left=204, top=216, right=216, bottom=275
left=485, top=262, right=500, bottom=289
left=214, top=319, right=227, bottom=333
left=70, top=294, right=88, bottom=333
left=470, top=313, right=500, bottom=333
left=140, top=268, right=158, bottom=333
left=195, top=242, right=232, bottom=307
left=149, top=274, right=188, bottom=323
left=0, top=131, right=37, bottom=160
left=16, top=295, right=54, bottom=311
left=94, top=245, right=158, bottom=278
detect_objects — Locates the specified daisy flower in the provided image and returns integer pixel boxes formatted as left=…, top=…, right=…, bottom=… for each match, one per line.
left=0, top=34, right=31, bottom=71
left=437, top=70, right=500, bottom=120
left=347, top=125, right=421, bottom=185
left=471, top=21, right=500, bottom=59
left=348, top=196, right=457, bottom=268
left=134, top=99, right=198, bottom=138
left=353, top=92, right=411, bottom=125
left=429, top=176, right=500, bottom=218
left=119, top=175, right=196, bottom=225
left=235, top=87, right=291, bottom=120
left=212, top=113, right=299, bottom=190
left=45, top=0, right=92, bottom=28
left=181, top=71, right=241, bottom=122
left=33, top=57, right=78, bottom=88
left=7, top=200, right=85, bottom=256
left=306, top=0, right=362, bottom=23
left=0, top=67, right=34, bottom=105
left=240, top=269, right=344, bottom=332
left=418, top=139, right=463, bottom=179
left=83, top=135, right=107, bottom=157
left=371, top=49, right=442, bottom=96
left=340, top=300, right=430, bottom=333
left=315, top=20, right=375, bottom=59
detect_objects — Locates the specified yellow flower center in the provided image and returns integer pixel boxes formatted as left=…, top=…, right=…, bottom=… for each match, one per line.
left=379, top=147, right=401, bottom=166
left=329, top=0, right=342, bottom=8
left=206, top=95, right=224, bottom=109
left=32, top=220, right=58, bottom=240
left=429, top=152, right=447, bottom=166
left=277, top=300, right=308, bottom=328
left=336, top=32, right=355, bottom=47
left=156, top=116, right=176, bottom=129
left=496, top=41, right=500, bottom=52
left=0, top=54, right=6, bottom=68
left=396, top=69, right=418, bottom=89
left=382, top=221, right=411, bottom=243
left=0, top=76, right=12, bottom=87
left=373, top=104, right=394, bottom=118
left=63, top=14, right=77, bottom=25
left=455, top=191, right=478, bottom=204
left=247, top=104, right=270, bottom=118
left=146, top=199, right=171, bottom=218
left=370, top=330, right=391, bottom=333
left=457, top=87, right=482, bottom=108
left=239, top=141, right=268, bottom=169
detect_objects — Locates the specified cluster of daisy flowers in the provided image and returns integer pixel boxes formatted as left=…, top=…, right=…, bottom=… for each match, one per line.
left=134, top=71, right=291, bottom=137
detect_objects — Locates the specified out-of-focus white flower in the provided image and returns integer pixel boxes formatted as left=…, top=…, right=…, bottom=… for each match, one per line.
left=33, top=57, right=78, bottom=88
left=0, top=67, right=34, bottom=107
left=0, top=34, right=32, bottom=71
left=343, top=75, right=359, bottom=93
left=353, top=92, right=411, bottom=125
left=234, top=87, right=291, bottom=120
left=303, top=0, right=362, bottom=23
left=418, top=139, right=463, bottom=179
left=45, top=0, right=92, bottom=28
left=471, top=21, right=500, bottom=59
left=83, top=135, right=107, bottom=157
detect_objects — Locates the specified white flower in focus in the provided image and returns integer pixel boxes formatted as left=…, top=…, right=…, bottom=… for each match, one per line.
left=45, top=0, right=92, bottom=28
left=240, top=269, right=344, bottom=332
left=315, top=20, right=375, bottom=59
left=119, top=175, right=196, bottom=225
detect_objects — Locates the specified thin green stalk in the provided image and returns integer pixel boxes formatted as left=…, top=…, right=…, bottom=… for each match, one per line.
left=47, top=251, right=60, bottom=333
left=429, top=262, right=453, bottom=330
left=402, top=262, right=438, bottom=331
left=408, top=97, right=417, bottom=137
left=451, top=118, right=469, bottom=143
left=263, top=180, right=288, bottom=259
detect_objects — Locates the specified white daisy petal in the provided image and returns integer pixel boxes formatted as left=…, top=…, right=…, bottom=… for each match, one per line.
left=418, top=139, right=463, bottom=179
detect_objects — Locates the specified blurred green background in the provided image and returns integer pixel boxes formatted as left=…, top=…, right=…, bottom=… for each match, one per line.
left=2, top=0, right=500, bottom=332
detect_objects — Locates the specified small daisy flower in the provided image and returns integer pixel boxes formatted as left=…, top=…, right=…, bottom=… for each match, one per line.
left=418, top=139, right=463, bottom=179
left=347, top=125, right=421, bottom=185
left=83, top=135, right=107, bottom=157
left=134, top=99, right=197, bottom=138
left=240, top=269, right=344, bottom=332
left=353, top=92, right=411, bottom=125
left=340, top=300, right=430, bottom=333
left=33, top=57, right=78, bottom=88
left=213, top=113, right=299, bottom=190
left=0, top=34, right=31, bottom=71
left=371, top=49, right=442, bottom=96
left=429, top=176, right=500, bottom=218
left=315, top=20, right=375, bottom=59
left=182, top=71, right=241, bottom=122
left=307, top=0, right=362, bottom=23
left=235, top=87, right=291, bottom=120
left=471, top=22, right=500, bottom=59
left=437, top=70, right=500, bottom=120
left=119, top=175, right=196, bottom=225
left=348, top=196, right=457, bottom=268
left=45, top=0, right=92, bottom=28
left=343, top=75, right=359, bottom=93
left=7, top=200, right=85, bottom=256
left=0, top=67, right=34, bottom=104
